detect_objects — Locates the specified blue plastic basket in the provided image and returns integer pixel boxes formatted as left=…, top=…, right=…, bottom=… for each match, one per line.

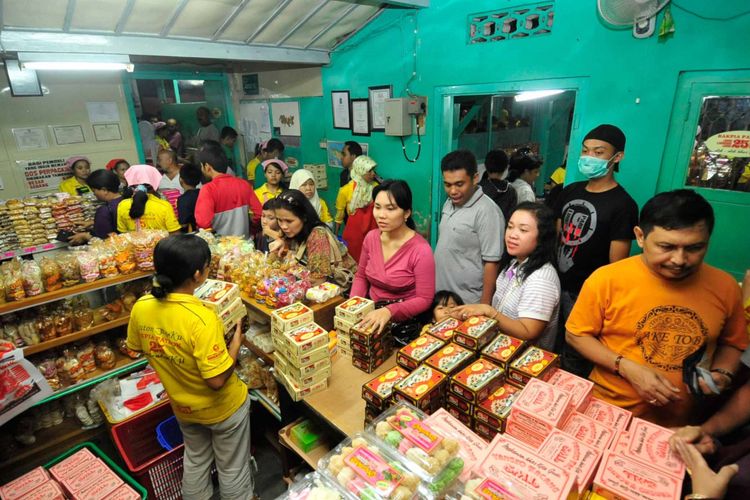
left=155, top=415, right=183, bottom=451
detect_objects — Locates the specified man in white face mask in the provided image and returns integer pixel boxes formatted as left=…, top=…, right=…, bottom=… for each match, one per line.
left=552, top=124, right=639, bottom=377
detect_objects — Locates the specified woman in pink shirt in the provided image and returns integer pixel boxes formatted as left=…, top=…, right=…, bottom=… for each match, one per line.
left=352, top=180, right=435, bottom=345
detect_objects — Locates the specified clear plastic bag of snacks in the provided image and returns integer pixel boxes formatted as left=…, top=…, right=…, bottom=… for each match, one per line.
left=76, top=250, right=100, bottom=283
left=77, top=341, right=97, bottom=373
left=71, top=296, right=94, bottom=330
left=17, top=314, right=40, bottom=346
left=21, top=259, right=44, bottom=296
left=39, top=256, right=62, bottom=292
left=2, top=259, right=25, bottom=301
left=130, top=230, right=167, bottom=271
left=368, top=403, right=464, bottom=497
left=279, top=472, right=348, bottom=500
left=96, top=245, right=120, bottom=278
left=1, top=315, right=24, bottom=347
left=37, top=358, right=62, bottom=391
left=54, top=304, right=74, bottom=337
left=57, top=252, right=81, bottom=287
left=116, top=337, right=142, bottom=359
left=94, top=341, right=116, bottom=369
left=319, top=433, right=422, bottom=500
left=36, top=307, right=57, bottom=341
left=59, top=348, right=85, bottom=385
left=110, top=234, right=137, bottom=275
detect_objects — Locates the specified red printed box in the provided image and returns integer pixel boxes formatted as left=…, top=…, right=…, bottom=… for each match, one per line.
left=20, top=481, right=66, bottom=500
left=562, top=412, right=616, bottom=452
left=425, top=342, right=475, bottom=376
left=504, top=417, right=548, bottom=449
left=508, top=346, right=559, bottom=386
left=450, top=358, right=505, bottom=404
left=481, top=333, right=526, bottom=370
left=446, top=392, right=473, bottom=414
left=610, top=431, right=630, bottom=454
left=546, top=369, right=594, bottom=412
left=425, top=408, right=487, bottom=482
left=623, top=418, right=686, bottom=479
left=474, top=421, right=500, bottom=442
left=397, top=334, right=445, bottom=370
left=60, top=461, right=115, bottom=496
left=76, top=472, right=123, bottom=499
left=582, top=397, right=632, bottom=435
left=104, top=483, right=141, bottom=500
left=425, top=317, right=460, bottom=342
left=0, top=467, right=50, bottom=500
left=474, top=383, right=520, bottom=431
left=393, top=365, right=446, bottom=410
left=270, top=302, right=313, bottom=332
left=362, top=365, right=410, bottom=410
left=49, top=448, right=95, bottom=482
left=335, top=296, right=375, bottom=323
left=508, top=378, right=573, bottom=440
left=539, top=429, right=602, bottom=495
left=349, top=322, right=388, bottom=346
left=446, top=402, right=473, bottom=428
left=477, top=435, right=576, bottom=500
left=593, top=450, right=683, bottom=500
left=283, top=322, right=329, bottom=356
left=453, top=316, right=498, bottom=351
left=351, top=334, right=390, bottom=357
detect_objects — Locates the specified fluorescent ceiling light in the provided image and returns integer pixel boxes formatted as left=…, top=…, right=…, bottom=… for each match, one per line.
left=17, top=52, right=134, bottom=72
left=514, top=89, right=564, bottom=102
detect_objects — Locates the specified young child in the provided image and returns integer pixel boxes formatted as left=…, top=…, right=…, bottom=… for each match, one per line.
left=420, top=290, right=464, bottom=334
left=246, top=138, right=285, bottom=185
left=177, top=163, right=202, bottom=232
left=255, top=160, right=288, bottom=203
left=255, top=198, right=281, bottom=252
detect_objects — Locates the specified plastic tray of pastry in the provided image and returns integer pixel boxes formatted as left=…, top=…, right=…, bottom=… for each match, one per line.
left=318, top=433, right=423, bottom=500
left=367, top=403, right=464, bottom=496
left=444, top=473, right=528, bottom=500
left=279, top=471, right=348, bottom=500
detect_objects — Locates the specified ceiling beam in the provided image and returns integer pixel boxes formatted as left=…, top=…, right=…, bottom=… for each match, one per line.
left=1, top=30, right=330, bottom=64
left=347, top=0, right=427, bottom=7
left=115, top=0, right=136, bottom=34
left=245, top=0, right=292, bottom=43
left=161, top=0, right=190, bottom=37
left=276, top=0, right=329, bottom=46
left=63, top=0, right=76, bottom=32
left=211, top=0, right=252, bottom=41
left=305, top=3, right=357, bottom=49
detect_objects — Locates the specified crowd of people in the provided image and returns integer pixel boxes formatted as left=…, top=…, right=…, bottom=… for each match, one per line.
left=56, top=119, right=750, bottom=499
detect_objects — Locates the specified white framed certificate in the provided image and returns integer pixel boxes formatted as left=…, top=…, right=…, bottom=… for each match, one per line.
left=368, top=85, right=392, bottom=131
left=50, top=125, right=85, bottom=145
left=93, top=123, right=122, bottom=141
left=331, top=90, right=351, bottom=130
left=351, top=99, right=370, bottom=136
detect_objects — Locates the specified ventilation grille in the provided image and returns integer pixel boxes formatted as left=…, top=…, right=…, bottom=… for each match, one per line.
left=469, top=2, right=555, bottom=44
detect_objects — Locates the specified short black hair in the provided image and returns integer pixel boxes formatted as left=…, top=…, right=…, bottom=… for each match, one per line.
left=220, top=126, right=238, bottom=140
left=508, top=148, right=543, bottom=182
left=196, top=140, right=229, bottom=173
left=180, top=163, right=202, bottom=188
left=372, top=180, right=416, bottom=230
left=441, top=150, right=477, bottom=177
left=274, top=189, right=326, bottom=244
left=152, top=235, right=211, bottom=299
left=158, top=149, right=178, bottom=164
left=485, top=150, right=509, bottom=174
left=262, top=197, right=280, bottom=211
left=432, top=290, right=464, bottom=310
left=344, top=141, right=363, bottom=157
left=265, top=138, right=285, bottom=154
left=499, top=202, right=557, bottom=280
left=86, top=169, right=120, bottom=193
left=639, top=189, right=714, bottom=237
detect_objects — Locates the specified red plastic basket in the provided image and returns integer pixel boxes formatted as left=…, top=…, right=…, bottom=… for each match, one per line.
left=111, top=401, right=185, bottom=500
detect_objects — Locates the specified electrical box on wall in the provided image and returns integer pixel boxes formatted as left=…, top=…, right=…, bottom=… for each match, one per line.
left=407, top=96, right=427, bottom=115
left=385, top=98, right=412, bottom=137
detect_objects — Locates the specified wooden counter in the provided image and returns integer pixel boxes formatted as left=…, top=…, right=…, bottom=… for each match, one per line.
left=302, top=353, right=397, bottom=437
left=241, top=294, right=344, bottom=332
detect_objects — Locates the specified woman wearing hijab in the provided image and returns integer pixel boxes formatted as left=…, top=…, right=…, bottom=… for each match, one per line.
left=334, top=155, right=379, bottom=262
left=59, top=156, right=92, bottom=196
left=117, top=164, right=181, bottom=234
left=290, top=169, right=333, bottom=228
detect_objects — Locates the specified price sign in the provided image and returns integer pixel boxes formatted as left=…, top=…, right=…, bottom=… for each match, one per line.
left=704, top=131, right=750, bottom=158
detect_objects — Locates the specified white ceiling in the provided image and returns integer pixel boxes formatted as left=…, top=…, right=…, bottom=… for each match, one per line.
left=0, top=0, right=427, bottom=65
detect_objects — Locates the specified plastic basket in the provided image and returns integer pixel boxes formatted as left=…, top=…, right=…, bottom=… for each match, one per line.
left=156, top=415, right=184, bottom=451
left=44, top=441, right=148, bottom=499
left=111, top=401, right=185, bottom=500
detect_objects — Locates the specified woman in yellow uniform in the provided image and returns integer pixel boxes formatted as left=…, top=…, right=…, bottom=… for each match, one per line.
left=59, top=156, right=92, bottom=196
left=254, top=159, right=287, bottom=203
left=117, top=164, right=181, bottom=234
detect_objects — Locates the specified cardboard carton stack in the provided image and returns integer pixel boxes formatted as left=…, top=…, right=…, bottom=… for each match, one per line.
left=447, top=358, right=505, bottom=430
left=271, top=303, right=331, bottom=401
left=194, top=279, right=247, bottom=339
left=333, top=297, right=374, bottom=360
left=335, top=297, right=396, bottom=373
left=361, top=365, right=411, bottom=424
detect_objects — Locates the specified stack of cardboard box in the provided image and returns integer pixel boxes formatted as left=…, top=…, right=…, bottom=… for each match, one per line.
left=194, top=279, right=247, bottom=339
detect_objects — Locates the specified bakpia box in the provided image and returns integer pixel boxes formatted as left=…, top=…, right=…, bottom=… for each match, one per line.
left=349, top=322, right=387, bottom=346
left=450, top=358, right=505, bottom=404
left=393, top=365, right=446, bottom=411
left=425, top=408, right=487, bottom=482
left=283, top=322, right=329, bottom=356
left=334, top=315, right=356, bottom=334
left=453, top=316, right=498, bottom=351
left=351, top=335, right=390, bottom=358
left=561, top=412, right=615, bottom=452
left=425, top=342, right=475, bottom=376
left=362, top=365, right=411, bottom=410
left=446, top=392, right=473, bottom=414
left=593, top=450, right=682, bottom=500
left=508, top=346, right=559, bottom=386
left=474, top=383, right=520, bottom=431
left=0, top=467, right=50, bottom=500
left=426, top=317, right=461, bottom=342
left=539, top=429, right=602, bottom=496
left=335, top=296, right=374, bottom=323
left=624, top=418, right=686, bottom=478
left=506, top=378, right=573, bottom=447
left=284, top=342, right=330, bottom=369
left=583, top=397, right=632, bottom=435
left=446, top=403, right=473, bottom=428
left=397, top=334, right=445, bottom=370
left=473, top=421, right=500, bottom=442
left=271, top=302, right=314, bottom=332
left=480, top=333, right=526, bottom=370
left=194, top=279, right=240, bottom=312
left=546, top=369, right=594, bottom=412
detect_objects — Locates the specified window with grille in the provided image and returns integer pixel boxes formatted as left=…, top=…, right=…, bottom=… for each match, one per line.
left=469, top=2, right=554, bottom=44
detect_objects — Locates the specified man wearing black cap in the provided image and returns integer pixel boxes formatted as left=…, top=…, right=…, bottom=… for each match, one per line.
left=553, top=124, right=638, bottom=377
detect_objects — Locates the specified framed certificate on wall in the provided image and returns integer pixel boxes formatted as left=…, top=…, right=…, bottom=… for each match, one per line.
left=351, top=99, right=370, bottom=136
left=331, top=90, right=351, bottom=130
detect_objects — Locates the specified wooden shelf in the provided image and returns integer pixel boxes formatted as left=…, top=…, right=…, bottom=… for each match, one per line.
left=0, top=241, right=67, bottom=261
left=0, top=271, right=151, bottom=315
left=250, top=388, right=281, bottom=421
left=278, top=419, right=331, bottom=469
left=23, top=316, right=130, bottom=356
left=242, top=338, right=275, bottom=366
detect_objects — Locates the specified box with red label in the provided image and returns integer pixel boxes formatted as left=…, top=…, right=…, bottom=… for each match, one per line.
left=280, top=353, right=331, bottom=382
left=271, top=302, right=314, bottom=333
left=277, top=369, right=328, bottom=402
left=425, top=317, right=460, bottom=342
left=446, top=402, right=473, bottom=428
left=362, top=365, right=410, bottom=410
left=446, top=392, right=473, bottom=414
left=593, top=450, right=683, bottom=500
left=349, top=322, right=389, bottom=346
left=425, top=408, right=487, bottom=482
left=194, top=279, right=240, bottom=313
left=351, top=334, right=391, bottom=358
left=622, top=418, right=686, bottom=478
left=282, top=322, right=329, bottom=357
left=284, top=342, right=330, bottom=369
left=503, top=417, right=546, bottom=449
left=453, top=316, right=498, bottom=351
left=582, top=397, right=632, bottom=435
left=76, top=471, right=123, bottom=499
left=609, top=431, right=629, bottom=454
left=105, top=483, right=141, bottom=500
left=352, top=338, right=393, bottom=374
left=369, top=403, right=465, bottom=489
left=397, top=334, right=445, bottom=371
left=0, top=467, right=50, bottom=500
left=60, top=461, right=118, bottom=497
left=561, top=412, right=615, bottom=452
left=474, top=420, right=500, bottom=442
left=506, top=378, right=574, bottom=449
left=352, top=353, right=390, bottom=374
left=335, top=296, right=375, bottom=324
left=539, top=429, right=602, bottom=495
left=425, top=342, right=475, bottom=376
left=546, top=369, right=594, bottom=412
left=21, top=480, right=66, bottom=499
left=278, top=360, right=331, bottom=390
left=480, top=333, right=526, bottom=370
left=450, top=359, right=505, bottom=404
left=476, top=434, right=576, bottom=500
left=474, top=383, right=520, bottom=431
left=337, top=330, right=351, bottom=349
left=334, top=315, right=356, bottom=334
left=319, top=433, right=424, bottom=499
left=393, top=365, right=446, bottom=411
left=508, top=346, right=559, bottom=386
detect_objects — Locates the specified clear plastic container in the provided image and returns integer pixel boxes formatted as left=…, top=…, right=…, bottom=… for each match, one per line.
left=444, top=473, right=527, bottom=500
left=366, top=403, right=465, bottom=497
left=278, top=472, right=348, bottom=500
left=318, top=433, right=422, bottom=500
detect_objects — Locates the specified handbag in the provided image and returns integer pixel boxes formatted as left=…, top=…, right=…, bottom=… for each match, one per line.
left=295, top=227, right=357, bottom=289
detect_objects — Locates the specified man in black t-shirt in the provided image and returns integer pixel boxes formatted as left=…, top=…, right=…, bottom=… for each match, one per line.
left=554, top=124, right=639, bottom=377
left=479, top=149, right=517, bottom=221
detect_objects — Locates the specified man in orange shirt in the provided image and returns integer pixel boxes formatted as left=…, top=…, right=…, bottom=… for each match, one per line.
left=566, top=189, right=748, bottom=427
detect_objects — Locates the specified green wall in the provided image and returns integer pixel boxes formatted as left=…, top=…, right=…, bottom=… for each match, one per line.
left=319, top=0, right=750, bottom=253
